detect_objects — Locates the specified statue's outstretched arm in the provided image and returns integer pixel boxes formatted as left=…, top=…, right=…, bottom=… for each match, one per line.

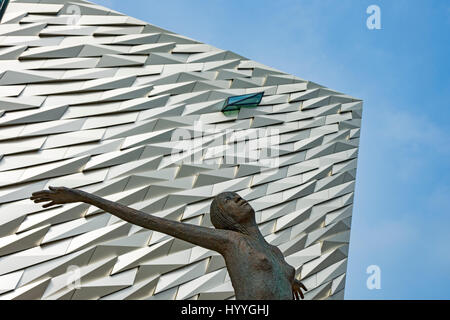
left=30, top=186, right=232, bottom=253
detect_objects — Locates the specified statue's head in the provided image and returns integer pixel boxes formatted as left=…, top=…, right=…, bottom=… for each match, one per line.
left=210, top=191, right=255, bottom=232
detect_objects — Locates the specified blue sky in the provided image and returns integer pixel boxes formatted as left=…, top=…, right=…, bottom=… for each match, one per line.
left=95, top=0, right=450, bottom=299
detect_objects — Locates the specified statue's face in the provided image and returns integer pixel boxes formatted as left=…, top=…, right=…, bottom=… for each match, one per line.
left=217, top=192, right=255, bottom=224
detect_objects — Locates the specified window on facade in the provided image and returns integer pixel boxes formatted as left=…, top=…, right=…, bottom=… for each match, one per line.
left=221, top=92, right=264, bottom=113
left=0, top=0, right=10, bottom=22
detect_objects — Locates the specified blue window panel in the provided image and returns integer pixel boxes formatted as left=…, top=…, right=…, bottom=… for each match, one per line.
left=227, top=92, right=263, bottom=106
left=227, top=93, right=257, bottom=105
left=222, top=92, right=263, bottom=112
left=0, top=0, right=10, bottom=22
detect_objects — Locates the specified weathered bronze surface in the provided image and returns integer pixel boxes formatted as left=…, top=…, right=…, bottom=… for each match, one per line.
left=31, top=187, right=307, bottom=300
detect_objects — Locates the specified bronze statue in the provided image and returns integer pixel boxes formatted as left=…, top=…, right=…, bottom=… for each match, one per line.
left=30, top=187, right=307, bottom=300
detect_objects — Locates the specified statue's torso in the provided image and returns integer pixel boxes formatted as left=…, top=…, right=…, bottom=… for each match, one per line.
left=223, top=235, right=295, bottom=300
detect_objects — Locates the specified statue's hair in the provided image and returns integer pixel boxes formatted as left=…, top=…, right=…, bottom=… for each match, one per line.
left=210, top=192, right=250, bottom=234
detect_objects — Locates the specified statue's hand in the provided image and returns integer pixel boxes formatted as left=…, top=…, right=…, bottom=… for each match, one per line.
left=292, top=279, right=307, bottom=300
left=30, top=186, right=83, bottom=208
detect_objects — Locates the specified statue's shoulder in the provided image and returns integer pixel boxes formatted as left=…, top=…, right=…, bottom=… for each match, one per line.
left=220, top=231, right=246, bottom=249
left=269, top=244, right=285, bottom=258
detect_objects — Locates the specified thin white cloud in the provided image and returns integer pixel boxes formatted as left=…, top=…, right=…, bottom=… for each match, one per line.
left=379, top=110, right=450, bottom=155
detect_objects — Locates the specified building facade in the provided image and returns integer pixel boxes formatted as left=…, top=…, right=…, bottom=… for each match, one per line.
left=0, top=0, right=362, bottom=300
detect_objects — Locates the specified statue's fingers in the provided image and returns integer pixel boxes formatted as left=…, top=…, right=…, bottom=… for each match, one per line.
left=49, top=186, right=63, bottom=191
left=42, top=201, right=56, bottom=208
left=294, top=290, right=300, bottom=300
left=300, top=282, right=307, bottom=291
left=31, top=191, right=51, bottom=197
left=33, top=198, right=51, bottom=203
left=299, top=289, right=304, bottom=299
